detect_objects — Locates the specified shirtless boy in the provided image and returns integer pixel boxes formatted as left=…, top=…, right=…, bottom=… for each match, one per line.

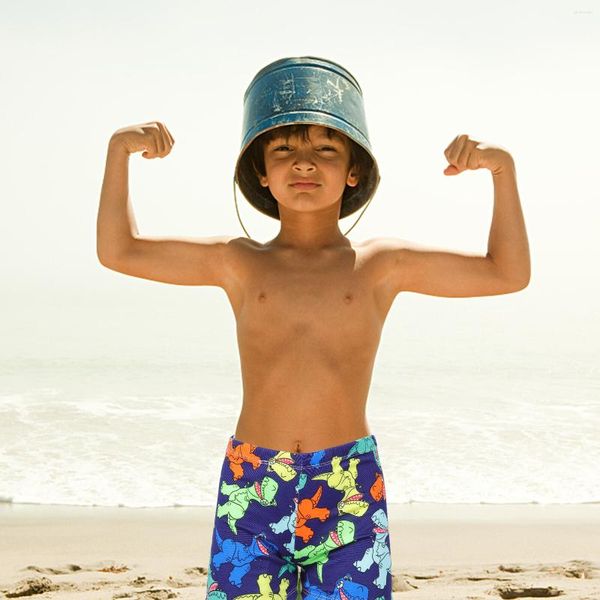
left=96, top=57, right=530, bottom=600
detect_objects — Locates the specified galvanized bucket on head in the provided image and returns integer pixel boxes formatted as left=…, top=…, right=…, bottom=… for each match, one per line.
left=233, top=56, right=380, bottom=238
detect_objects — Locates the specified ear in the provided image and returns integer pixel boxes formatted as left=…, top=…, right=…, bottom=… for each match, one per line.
left=346, top=167, right=359, bottom=188
left=253, top=163, right=269, bottom=187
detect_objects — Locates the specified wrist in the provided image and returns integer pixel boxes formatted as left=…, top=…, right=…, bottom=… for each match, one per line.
left=491, top=159, right=515, bottom=177
left=108, top=135, right=130, bottom=157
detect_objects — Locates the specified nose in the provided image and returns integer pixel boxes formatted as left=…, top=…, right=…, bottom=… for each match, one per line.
left=292, top=148, right=316, bottom=172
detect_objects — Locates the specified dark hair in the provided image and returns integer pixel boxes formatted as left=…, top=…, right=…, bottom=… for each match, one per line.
left=248, top=123, right=371, bottom=175
left=246, top=124, right=373, bottom=211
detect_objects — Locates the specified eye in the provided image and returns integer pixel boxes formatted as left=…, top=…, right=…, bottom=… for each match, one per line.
left=318, top=146, right=337, bottom=152
left=273, top=145, right=292, bottom=151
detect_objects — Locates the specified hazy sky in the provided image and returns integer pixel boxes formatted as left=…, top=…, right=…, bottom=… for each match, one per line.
left=1, top=0, right=598, bottom=370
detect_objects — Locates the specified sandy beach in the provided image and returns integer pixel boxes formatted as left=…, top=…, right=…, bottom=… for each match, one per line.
left=1, top=502, right=598, bottom=599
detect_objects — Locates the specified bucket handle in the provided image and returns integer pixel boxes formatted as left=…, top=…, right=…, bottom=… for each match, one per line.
left=233, top=176, right=373, bottom=240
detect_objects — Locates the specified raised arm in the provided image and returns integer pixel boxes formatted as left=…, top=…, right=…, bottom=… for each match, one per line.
left=96, top=122, right=240, bottom=288
left=373, top=135, right=531, bottom=298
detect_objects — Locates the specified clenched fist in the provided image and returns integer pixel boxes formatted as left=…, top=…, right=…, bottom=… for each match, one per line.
left=443, top=134, right=513, bottom=176
left=109, top=121, right=175, bottom=159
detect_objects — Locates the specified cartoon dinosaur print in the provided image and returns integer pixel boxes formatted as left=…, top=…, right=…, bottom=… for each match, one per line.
left=347, top=438, right=381, bottom=469
left=296, top=484, right=331, bottom=542
left=293, top=519, right=355, bottom=583
left=212, top=529, right=279, bottom=588
left=226, top=438, right=262, bottom=481
left=217, top=476, right=279, bottom=534
left=311, top=456, right=369, bottom=517
left=266, top=450, right=298, bottom=482
left=309, top=450, right=326, bottom=465
left=232, top=572, right=290, bottom=600
left=296, top=471, right=308, bottom=494
left=352, top=508, right=392, bottom=589
left=303, top=572, right=369, bottom=600
left=206, top=564, right=228, bottom=600
left=269, top=485, right=331, bottom=552
left=370, top=472, right=385, bottom=502
left=276, top=552, right=299, bottom=580
left=269, top=496, right=298, bottom=554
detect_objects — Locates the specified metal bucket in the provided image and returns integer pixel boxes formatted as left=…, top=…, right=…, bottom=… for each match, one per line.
left=233, top=56, right=380, bottom=237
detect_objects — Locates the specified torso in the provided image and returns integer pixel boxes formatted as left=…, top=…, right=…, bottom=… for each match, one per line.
left=222, top=237, right=398, bottom=453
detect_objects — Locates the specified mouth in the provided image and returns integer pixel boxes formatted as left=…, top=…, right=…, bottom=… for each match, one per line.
left=290, top=182, right=320, bottom=190
left=257, top=537, right=269, bottom=554
left=329, top=529, right=342, bottom=546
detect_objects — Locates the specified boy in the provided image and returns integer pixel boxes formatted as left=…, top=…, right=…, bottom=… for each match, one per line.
left=96, top=56, right=530, bottom=600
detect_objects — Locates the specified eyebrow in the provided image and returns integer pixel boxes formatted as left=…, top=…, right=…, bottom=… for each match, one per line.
left=268, top=134, right=344, bottom=145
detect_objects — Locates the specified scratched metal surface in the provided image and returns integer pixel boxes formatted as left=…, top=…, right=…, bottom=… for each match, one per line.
left=240, top=56, right=371, bottom=152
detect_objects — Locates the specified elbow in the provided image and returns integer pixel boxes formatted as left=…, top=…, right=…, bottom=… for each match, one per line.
left=97, top=246, right=120, bottom=269
left=506, top=273, right=530, bottom=292
left=97, top=237, right=132, bottom=268
left=97, top=252, right=114, bottom=269
left=96, top=244, right=111, bottom=267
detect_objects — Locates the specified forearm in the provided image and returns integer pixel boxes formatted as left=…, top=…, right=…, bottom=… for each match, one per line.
left=96, top=138, right=139, bottom=263
left=486, top=161, right=531, bottom=286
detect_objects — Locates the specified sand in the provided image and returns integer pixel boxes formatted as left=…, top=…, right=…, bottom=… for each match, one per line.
left=1, top=502, right=599, bottom=599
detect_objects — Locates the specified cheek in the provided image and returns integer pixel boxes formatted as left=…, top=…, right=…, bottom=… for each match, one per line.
left=265, top=162, right=284, bottom=181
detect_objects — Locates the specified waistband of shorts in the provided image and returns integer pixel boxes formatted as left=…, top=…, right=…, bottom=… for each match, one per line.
left=226, top=433, right=379, bottom=466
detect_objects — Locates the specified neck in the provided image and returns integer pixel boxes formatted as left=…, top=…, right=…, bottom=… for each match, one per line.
left=269, top=212, right=351, bottom=252
left=268, top=228, right=350, bottom=252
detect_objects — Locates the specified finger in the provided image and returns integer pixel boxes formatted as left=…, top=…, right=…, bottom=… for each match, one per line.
left=153, top=122, right=165, bottom=156
left=466, top=145, right=480, bottom=170
left=445, top=134, right=467, bottom=165
left=444, top=135, right=459, bottom=160
left=156, top=121, right=172, bottom=154
left=455, top=136, right=472, bottom=169
left=162, top=123, right=175, bottom=146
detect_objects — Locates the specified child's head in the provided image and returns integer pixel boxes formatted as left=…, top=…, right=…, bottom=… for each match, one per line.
left=234, top=56, right=380, bottom=229
left=244, top=123, right=373, bottom=218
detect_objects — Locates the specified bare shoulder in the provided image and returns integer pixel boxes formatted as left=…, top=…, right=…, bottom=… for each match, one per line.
left=359, top=236, right=410, bottom=274
left=219, top=235, right=265, bottom=296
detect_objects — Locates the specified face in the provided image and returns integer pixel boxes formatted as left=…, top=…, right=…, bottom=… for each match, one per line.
left=257, top=125, right=359, bottom=216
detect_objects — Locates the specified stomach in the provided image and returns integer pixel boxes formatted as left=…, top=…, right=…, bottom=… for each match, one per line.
left=233, top=401, right=371, bottom=453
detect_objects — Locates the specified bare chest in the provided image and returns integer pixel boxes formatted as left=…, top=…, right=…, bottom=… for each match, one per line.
left=226, top=244, right=388, bottom=353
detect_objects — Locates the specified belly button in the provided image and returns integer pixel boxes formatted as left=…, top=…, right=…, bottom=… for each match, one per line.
left=258, top=292, right=266, bottom=303
left=344, top=293, right=353, bottom=304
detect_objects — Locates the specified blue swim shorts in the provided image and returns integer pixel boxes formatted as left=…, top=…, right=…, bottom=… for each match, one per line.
left=205, top=433, right=393, bottom=600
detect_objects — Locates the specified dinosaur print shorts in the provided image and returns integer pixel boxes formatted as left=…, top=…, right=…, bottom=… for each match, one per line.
left=205, top=433, right=393, bottom=600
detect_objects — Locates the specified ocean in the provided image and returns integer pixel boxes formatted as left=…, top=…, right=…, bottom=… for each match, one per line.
left=2, top=329, right=598, bottom=509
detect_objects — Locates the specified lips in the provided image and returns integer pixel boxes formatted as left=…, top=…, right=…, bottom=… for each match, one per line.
left=291, top=181, right=320, bottom=189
